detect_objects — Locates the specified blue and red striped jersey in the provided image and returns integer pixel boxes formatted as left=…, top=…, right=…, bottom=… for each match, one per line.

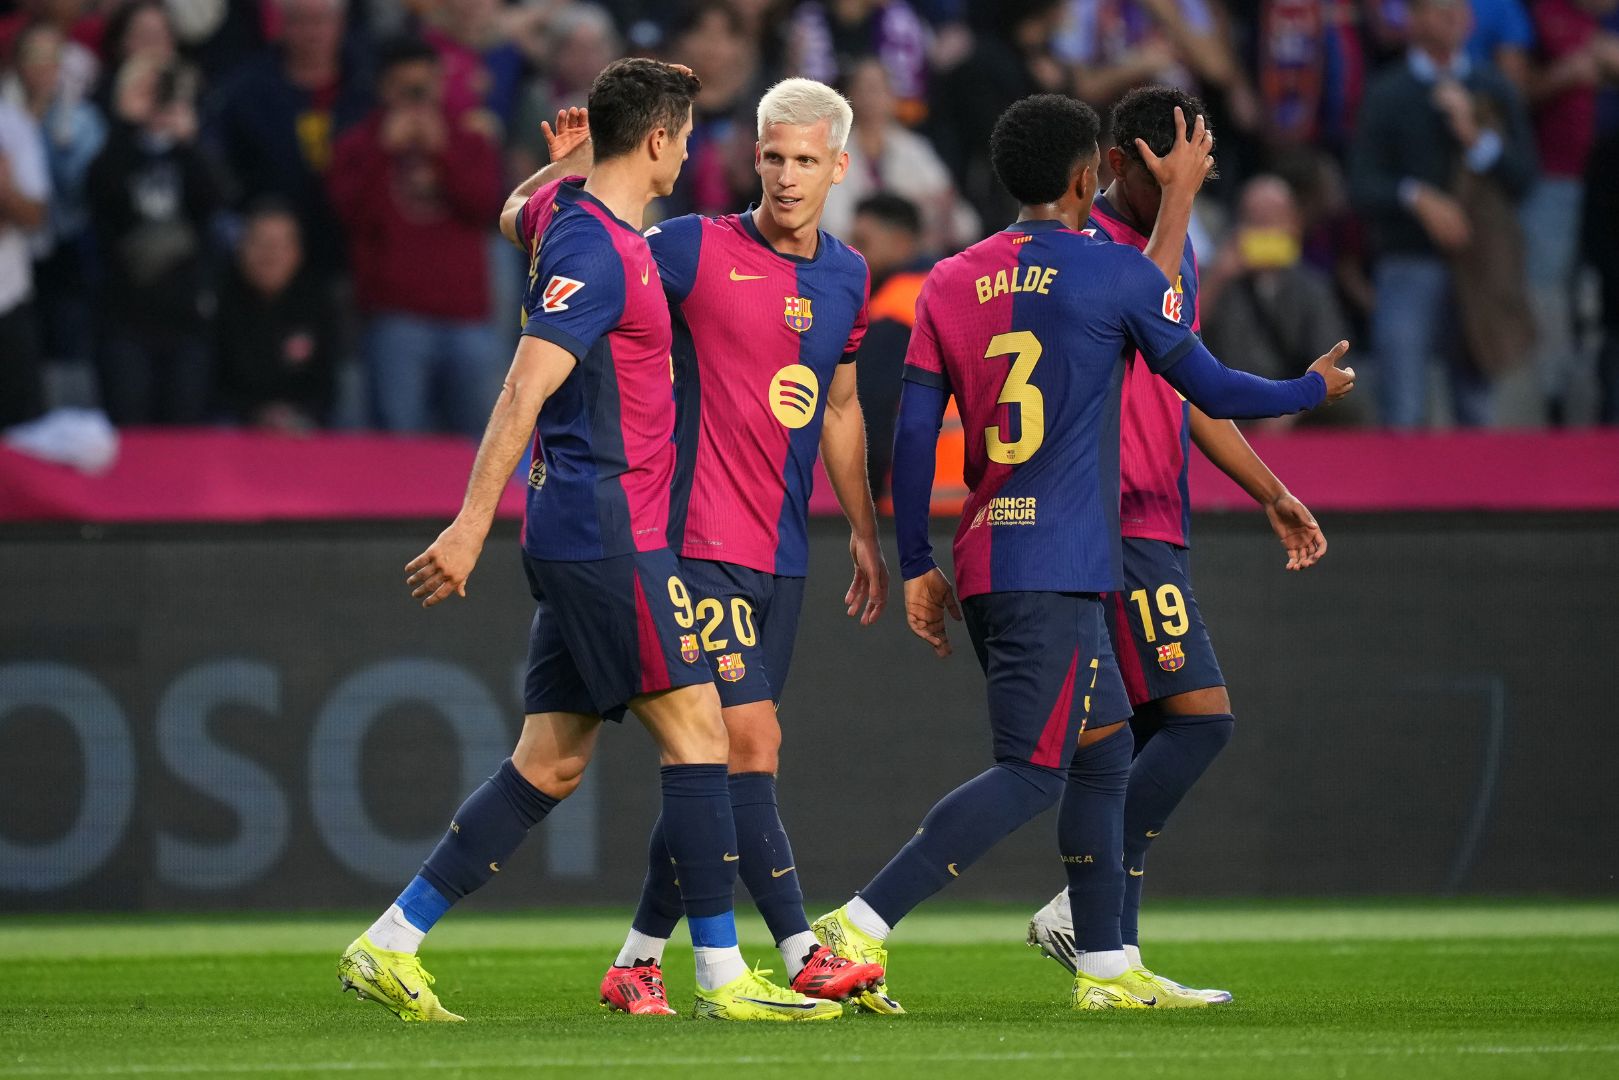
left=1088, top=194, right=1200, bottom=548
left=516, top=178, right=676, bottom=561
left=649, top=209, right=869, bottom=577
left=902, top=220, right=1196, bottom=599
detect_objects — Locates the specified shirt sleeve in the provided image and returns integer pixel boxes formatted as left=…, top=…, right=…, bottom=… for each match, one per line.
left=899, top=277, right=949, bottom=391
left=2, top=109, right=51, bottom=202
left=841, top=257, right=871, bottom=363
left=644, top=214, right=703, bottom=303
left=892, top=378, right=947, bottom=580
left=516, top=177, right=579, bottom=257
left=520, top=217, right=627, bottom=361
left=1112, top=249, right=1200, bottom=374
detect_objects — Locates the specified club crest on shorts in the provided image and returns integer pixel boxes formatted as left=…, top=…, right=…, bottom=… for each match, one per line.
left=784, top=296, right=813, bottom=332
left=1156, top=641, right=1186, bottom=672
left=716, top=652, right=747, bottom=682
left=679, top=634, right=700, bottom=664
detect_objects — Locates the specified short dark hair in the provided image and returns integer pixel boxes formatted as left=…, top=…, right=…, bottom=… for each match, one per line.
left=588, top=58, right=703, bottom=162
left=376, top=33, right=439, bottom=76
left=854, top=192, right=923, bottom=237
left=990, top=94, right=1101, bottom=206
left=1109, top=85, right=1209, bottom=168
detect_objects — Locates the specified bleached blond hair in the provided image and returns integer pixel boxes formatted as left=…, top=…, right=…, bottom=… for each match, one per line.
left=756, top=78, right=853, bottom=152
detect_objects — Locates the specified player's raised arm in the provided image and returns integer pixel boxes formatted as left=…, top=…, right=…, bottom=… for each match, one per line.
left=820, top=361, right=889, bottom=624
left=1118, top=253, right=1354, bottom=418
left=1188, top=409, right=1327, bottom=570
left=499, top=107, right=592, bottom=249
left=406, top=336, right=578, bottom=607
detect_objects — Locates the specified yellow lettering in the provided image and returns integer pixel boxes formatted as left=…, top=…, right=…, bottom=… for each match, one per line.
left=993, top=269, right=1010, bottom=297
left=1039, top=267, right=1058, bottom=293
left=975, top=275, right=992, bottom=304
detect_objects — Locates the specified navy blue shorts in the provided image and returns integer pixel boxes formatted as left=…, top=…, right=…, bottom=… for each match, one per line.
left=962, top=591, right=1133, bottom=768
left=677, top=558, right=806, bottom=709
left=522, top=548, right=715, bottom=721
left=1104, top=538, right=1225, bottom=709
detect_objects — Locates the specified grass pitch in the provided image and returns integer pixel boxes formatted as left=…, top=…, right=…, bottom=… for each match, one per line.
left=5, top=901, right=1617, bottom=1079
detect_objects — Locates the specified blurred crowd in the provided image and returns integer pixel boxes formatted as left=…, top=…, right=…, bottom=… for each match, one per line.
left=1, top=0, right=1617, bottom=446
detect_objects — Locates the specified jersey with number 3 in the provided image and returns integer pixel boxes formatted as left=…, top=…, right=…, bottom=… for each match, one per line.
left=902, top=220, right=1197, bottom=599
left=516, top=178, right=675, bottom=562
left=648, top=210, right=869, bottom=577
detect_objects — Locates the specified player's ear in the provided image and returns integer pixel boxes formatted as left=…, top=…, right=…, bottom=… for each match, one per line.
left=831, top=149, right=849, bottom=185
left=1106, top=145, right=1128, bottom=180
left=649, top=124, right=669, bottom=161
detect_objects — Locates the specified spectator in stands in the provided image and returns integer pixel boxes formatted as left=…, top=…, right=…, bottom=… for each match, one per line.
left=211, top=0, right=372, bottom=278
left=1255, top=0, right=1368, bottom=154
left=0, top=56, right=49, bottom=430
left=1466, top=0, right=1537, bottom=87
left=929, top=0, right=1069, bottom=232
left=328, top=33, right=503, bottom=436
left=1522, top=0, right=1619, bottom=423
left=508, top=3, right=617, bottom=182
left=1349, top=0, right=1536, bottom=427
left=790, top=0, right=929, bottom=123
left=6, top=18, right=104, bottom=376
left=820, top=56, right=978, bottom=251
left=92, top=0, right=177, bottom=113
left=88, top=54, right=218, bottom=425
left=849, top=192, right=926, bottom=498
left=215, top=199, right=339, bottom=432
left=1201, top=176, right=1361, bottom=427
left=0, top=1, right=100, bottom=105
left=422, top=0, right=527, bottom=138
left=661, top=1, right=765, bottom=218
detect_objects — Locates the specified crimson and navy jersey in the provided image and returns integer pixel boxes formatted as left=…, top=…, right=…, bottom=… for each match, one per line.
left=903, top=220, right=1196, bottom=599
left=516, top=178, right=676, bottom=561
left=1088, top=194, right=1199, bottom=547
left=650, top=209, right=869, bottom=577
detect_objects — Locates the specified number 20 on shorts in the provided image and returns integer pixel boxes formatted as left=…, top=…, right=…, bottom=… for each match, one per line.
left=667, top=576, right=758, bottom=652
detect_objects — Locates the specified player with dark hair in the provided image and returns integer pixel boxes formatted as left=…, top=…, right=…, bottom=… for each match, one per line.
left=811, top=93, right=1354, bottom=1012
left=503, top=77, right=892, bottom=1020
left=337, top=58, right=812, bottom=1023
left=1023, top=84, right=1336, bottom=1006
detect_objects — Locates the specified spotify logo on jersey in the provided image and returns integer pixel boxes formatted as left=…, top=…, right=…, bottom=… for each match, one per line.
left=770, top=364, right=819, bottom=429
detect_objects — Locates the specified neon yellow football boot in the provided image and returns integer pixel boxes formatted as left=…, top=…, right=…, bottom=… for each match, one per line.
left=1130, top=966, right=1231, bottom=1005
left=692, top=964, right=843, bottom=1021
left=812, top=906, right=905, bottom=1015
left=1071, top=966, right=1209, bottom=1010
left=338, top=934, right=465, bottom=1022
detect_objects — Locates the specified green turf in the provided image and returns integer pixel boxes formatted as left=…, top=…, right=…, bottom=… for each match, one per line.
left=4, top=902, right=1617, bottom=1079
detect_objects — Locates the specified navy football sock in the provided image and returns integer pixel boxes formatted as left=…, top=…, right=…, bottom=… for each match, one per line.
left=860, top=760, right=1063, bottom=928
left=1120, top=712, right=1234, bottom=945
left=1059, top=725, right=1132, bottom=953
left=658, top=764, right=740, bottom=947
left=728, top=772, right=812, bottom=943
left=629, top=815, right=684, bottom=940
left=415, top=758, right=560, bottom=916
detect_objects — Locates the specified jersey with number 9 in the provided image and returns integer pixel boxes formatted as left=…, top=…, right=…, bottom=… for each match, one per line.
left=901, top=220, right=1196, bottom=599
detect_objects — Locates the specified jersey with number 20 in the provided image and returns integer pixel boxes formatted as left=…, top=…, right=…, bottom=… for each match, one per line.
left=902, top=220, right=1198, bottom=599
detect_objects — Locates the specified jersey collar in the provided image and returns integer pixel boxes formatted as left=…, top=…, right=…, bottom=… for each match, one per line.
left=740, top=204, right=824, bottom=264
left=1089, top=195, right=1146, bottom=243
left=559, top=178, right=639, bottom=234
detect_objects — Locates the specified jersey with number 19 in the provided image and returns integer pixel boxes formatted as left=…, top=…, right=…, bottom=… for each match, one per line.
left=902, top=220, right=1200, bottom=601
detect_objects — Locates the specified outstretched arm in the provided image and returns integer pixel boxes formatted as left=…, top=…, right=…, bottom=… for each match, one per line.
left=820, top=362, right=889, bottom=624
left=1187, top=408, right=1326, bottom=570
left=1157, top=338, right=1353, bottom=419
left=406, top=336, right=577, bottom=606
left=499, top=107, right=593, bottom=249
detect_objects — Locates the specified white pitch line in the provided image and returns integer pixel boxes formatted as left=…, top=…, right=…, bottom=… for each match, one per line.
left=4, top=1043, right=1617, bottom=1076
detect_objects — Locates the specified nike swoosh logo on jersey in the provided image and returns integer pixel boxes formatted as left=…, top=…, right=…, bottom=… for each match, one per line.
left=722, top=852, right=740, bottom=862
left=641, top=265, right=650, bottom=285
left=730, top=267, right=767, bottom=281
left=770, top=866, right=795, bottom=878
left=1146, top=829, right=1161, bottom=838
left=1128, top=867, right=1144, bottom=877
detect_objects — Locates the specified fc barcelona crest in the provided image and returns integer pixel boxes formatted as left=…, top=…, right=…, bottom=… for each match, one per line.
left=1156, top=642, right=1186, bottom=672
left=784, top=296, right=813, bottom=332
left=717, top=652, right=747, bottom=682
left=679, top=634, right=700, bottom=664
